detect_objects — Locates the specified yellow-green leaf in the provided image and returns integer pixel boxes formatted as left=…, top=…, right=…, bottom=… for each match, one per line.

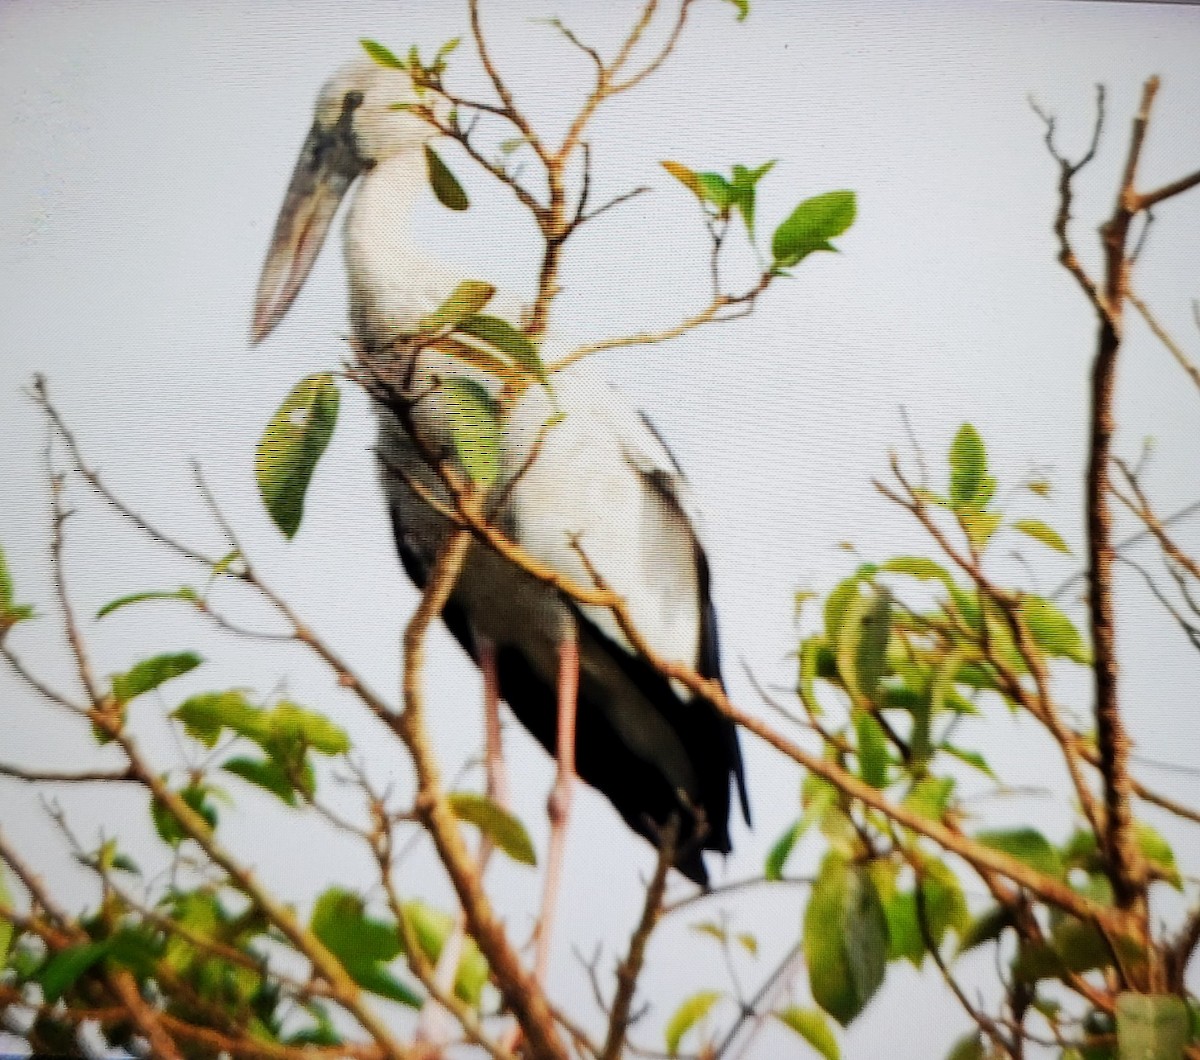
left=1012, top=518, right=1071, bottom=554
left=360, top=39, right=405, bottom=69
left=447, top=791, right=536, bottom=866
left=661, top=160, right=702, bottom=197
left=420, top=280, right=496, bottom=332
left=440, top=378, right=502, bottom=488
left=255, top=373, right=341, bottom=539
left=456, top=314, right=547, bottom=384
left=771, top=190, right=856, bottom=268
left=112, top=651, right=202, bottom=706
left=665, top=990, right=722, bottom=1056
left=1116, top=994, right=1189, bottom=1060
left=776, top=1005, right=840, bottom=1059
left=97, top=587, right=199, bottom=619
left=948, top=424, right=987, bottom=510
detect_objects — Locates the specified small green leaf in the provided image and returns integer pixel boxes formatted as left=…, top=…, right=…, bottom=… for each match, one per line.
left=1116, top=994, right=1189, bottom=1060
left=255, top=373, right=341, bottom=539
left=311, top=889, right=419, bottom=1007
left=1135, top=822, right=1180, bottom=888
left=665, top=990, right=722, bottom=1056
left=945, top=1032, right=986, bottom=1060
left=1011, top=518, right=1071, bottom=554
left=399, top=901, right=488, bottom=1005
left=151, top=784, right=218, bottom=846
left=721, top=0, right=750, bottom=19
left=223, top=755, right=313, bottom=805
left=690, top=920, right=726, bottom=944
left=696, top=171, right=733, bottom=213
left=765, top=819, right=803, bottom=881
left=440, top=378, right=502, bottom=488
left=97, top=587, right=199, bottom=619
left=112, top=651, right=202, bottom=706
left=420, top=280, right=497, bottom=332
left=456, top=314, right=548, bottom=383
left=771, top=190, right=856, bottom=268
left=881, top=556, right=952, bottom=583
left=728, top=160, right=775, bottom=238
left=903, top=776, right=955, bottom=821
left=804, top=853, right=888, bottom=1025
left=776, top=1005, right=840, bottom=1059
left=0, top=545, right=14, bottom=611
left=736, top=932, right=759, bottom=957
left=1020, top=596, right=1090, bottom=664
left=38, top=940, right=111, bottom=1002
left=174, top=691, right=264, bottom=748
left=940, top=745, right=997, bottom=781
left=0, top=866, right=13, bottom=968
left=949, top=424, right=987, bottom=510
left=447, top=792, right=536, bottom=865
left=361, top=39, right=406, bottom=69
left=976, top=828, right=1063, bottom=879
left=425, top=145, right=469, bottom=211
left=854, top=713, right=889, bottom=788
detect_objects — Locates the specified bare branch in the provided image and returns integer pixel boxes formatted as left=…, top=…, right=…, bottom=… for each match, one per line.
left=1129, top=288, right=1200, bottom=394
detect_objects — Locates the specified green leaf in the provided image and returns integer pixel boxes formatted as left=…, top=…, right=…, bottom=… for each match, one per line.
left=824, top=576, right=862, bottom=652
left=765, top=820, right=803, bottom=880
left=420, top=280, right=497, bottom=332
left=945, top=1032, right=986, bottom=1060
left=721, top=0, right=750, bottom=20
left=425, top=145, right=469, bottom=211
left=447, top=792, right=536, bottom=866
left=97, top=587, right=199, bottom=619
left=696, top=171, right=733, bottom=213
left=456, top=314, right=548, bottom=384
left=736, top=932, right=758, bottom=957
left=855, top=713, right=889, bottom=788
left=1116, top=994, right=1189, bottom=1060
left=881, top=556, right=952, bottom=584
left=311, top=889, right=419, bottom=1007
left=776, top=1005, right=840, bottom=1059
left=729, top=160, right=775, bottom=238
left=112, top=651, right=201, bottom=706
left=399, top=901, right=488, bottom=1005
left=884, top=892, right=923, bottom=965
left=255, top=373, right=341, bottom=539
left=174, top=691, right=264, bottom=748
left=1020, top=596, right=1090, bottom=664
left=903, top=776, right=955, bottom=821
left=360, top=39, right=406, bottom=69
left=940, top=744, right=997, bottom=781
left=771, top=190, right=856, bottom=268
left=223, top=755, right=313, bottom=805
left=0, top=866, right=13, bottom=969
left=1135, top=822, right=1180, bottom=888
left=804, top=853, right=888, bottom=1025
left=38, top=940, right=111, bottom=1001
left=440, top=378, right=502, bottom=488
left=1011, top=518, right=1071, bottom=554
left=0, top=545, right=12, bottom=611
left=690, top=920, right=726, bottom=944
left=267, top=701, right=350, bottom=756
left=665, top=990, right=722, bottom=1056
left=975, top=828, right=1063, bottom=879
left=151, top=784, right=218, bottom=846
left=949, top=424, right=987, bottom=510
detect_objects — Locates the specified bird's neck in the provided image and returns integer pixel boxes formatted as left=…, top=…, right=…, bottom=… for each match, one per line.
left=343, top=149, right=458, bottom=342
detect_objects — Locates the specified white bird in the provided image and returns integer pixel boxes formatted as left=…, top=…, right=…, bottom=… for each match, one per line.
left=251, top=60, right=749, bottom=976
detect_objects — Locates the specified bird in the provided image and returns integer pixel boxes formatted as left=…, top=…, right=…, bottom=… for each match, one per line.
left=251, top=58, right=749, bottom=976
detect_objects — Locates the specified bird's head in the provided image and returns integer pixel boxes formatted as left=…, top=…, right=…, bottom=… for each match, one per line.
left=251, top=60, right=445, bottom=344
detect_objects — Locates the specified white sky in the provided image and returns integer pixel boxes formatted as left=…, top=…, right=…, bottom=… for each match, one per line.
left=2, top=2, right=1200, bottom=1057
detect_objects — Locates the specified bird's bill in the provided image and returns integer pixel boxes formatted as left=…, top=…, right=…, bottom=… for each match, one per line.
left=250, top=122, right=359, bottom=345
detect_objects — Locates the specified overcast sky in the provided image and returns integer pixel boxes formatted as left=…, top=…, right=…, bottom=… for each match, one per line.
left=3, top=2, right=1200, bottom=1056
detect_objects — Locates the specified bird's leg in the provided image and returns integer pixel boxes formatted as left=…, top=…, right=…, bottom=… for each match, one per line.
left=533, top=627, right=579, bottom=985
left=417, top=640, right=507, bottom=1050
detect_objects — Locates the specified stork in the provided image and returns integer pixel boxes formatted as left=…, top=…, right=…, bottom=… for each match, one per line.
left=251, top=59, right=749, bottom=980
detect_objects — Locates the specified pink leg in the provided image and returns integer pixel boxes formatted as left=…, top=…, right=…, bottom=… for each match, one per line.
left=534, top=631, right=579, bottom=984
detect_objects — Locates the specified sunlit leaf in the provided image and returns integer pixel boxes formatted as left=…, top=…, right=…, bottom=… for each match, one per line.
left=729, top=160, right=775, bottom=238
left=1135, top=822, right=1181, bottom=888
left=440, top=378, right=502, bottom=488
left=880, top=556, right=952, bottom=584
left=448, top=792, right=536, bottom=865
left=940, top=744, right=997, bottom=781
left=420, top=280, right=497, bottom=332
left=665, top=990, right=722, bottom=1056
left=1020, top=596, right=1090, bottom=664
left=425, top=145, right=469, bottom=211
left=776, top=1005, right=840, bottom=1059
left=771, top=190, right=856, bottom=268
left=223, top=755, right=314, bottom=805
left=661, top=160, right=702, bottom=197
left=1116, top=994, right=1189, bottom=1060
left=736, top=932, right=759, bottom=957
left=690, top=920, right=726, bottom=944
left=0, top=545, right=35, bottom=626
left=948, top=423, right=987, bottom=511
left=1011, top=518, right=1071, bottom=554
left=456, top=314, right=548, bottom=384
left=944, top=1032, right=986, bottom=1060
left=975, top=828, right=1063, bottom=879
left=0, top=867, right=13, bottom=969
left=721, top=0, right=750, bottom=20
left=398, top=900, right=488, bottom=1005
left=903, top=776, right=954, bottom=821
left=804, top=853, right=888, bottom=1025
left=255, top=373, right=340, bottom=538
left=112, top=651, right=201, bottom=706
left=97, top=587, right=199, bottom=619
left=360, top=39, right=405, bottom=69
